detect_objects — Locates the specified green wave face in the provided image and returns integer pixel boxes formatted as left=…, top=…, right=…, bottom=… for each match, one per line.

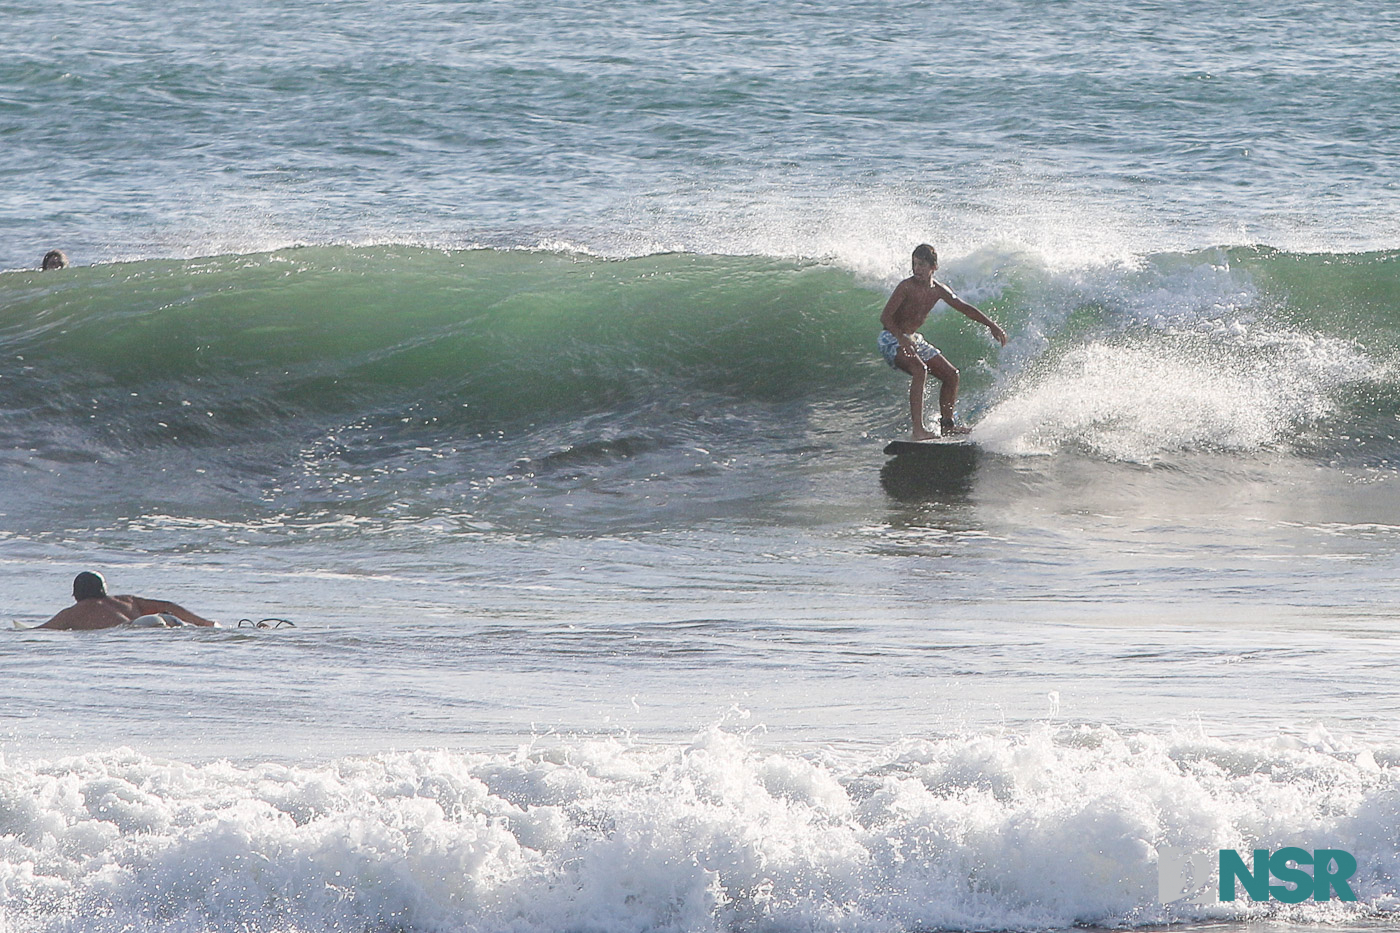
left=1, top=248, right=909, bottom=446
left=2, top=244, right=1397, bottom=506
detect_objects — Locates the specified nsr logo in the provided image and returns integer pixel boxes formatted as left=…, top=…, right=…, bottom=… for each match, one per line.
left=1159, top=847, right=1358, bottom=904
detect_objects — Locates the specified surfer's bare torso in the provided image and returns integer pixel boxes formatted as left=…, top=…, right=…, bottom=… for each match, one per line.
left=881, top=274, right=955, bottom=341
left=879, top=247, right=1007, bottom=440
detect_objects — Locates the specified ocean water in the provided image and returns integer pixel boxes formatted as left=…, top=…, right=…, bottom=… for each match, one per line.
left=3, top=1, right=1400, bottom=931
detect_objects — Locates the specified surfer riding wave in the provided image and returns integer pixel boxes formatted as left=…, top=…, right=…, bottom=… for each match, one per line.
left=880, top=244, right=1007, bottom=440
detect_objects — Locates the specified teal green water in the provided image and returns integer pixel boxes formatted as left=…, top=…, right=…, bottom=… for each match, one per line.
left=2, top=245, right=1394, bottom=477
left=4, top=0, right=1398, bottom=267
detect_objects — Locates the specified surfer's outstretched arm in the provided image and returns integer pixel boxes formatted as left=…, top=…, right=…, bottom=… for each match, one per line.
left=941, top=289, right=1008, bottom=346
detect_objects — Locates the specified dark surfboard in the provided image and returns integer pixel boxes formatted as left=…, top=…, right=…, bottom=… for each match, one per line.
left=880, top=436, right=979, bottom=499
left=882, top=437, right=975, bottom=457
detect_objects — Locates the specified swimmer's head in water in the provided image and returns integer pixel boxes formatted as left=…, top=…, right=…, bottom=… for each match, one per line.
left=73, top=571, right=107, bottom=600
left=42, top=249, right=69, bottom=271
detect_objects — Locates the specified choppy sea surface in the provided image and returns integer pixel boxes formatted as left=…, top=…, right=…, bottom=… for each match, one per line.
left=3, top=1, right=1400, bottom=931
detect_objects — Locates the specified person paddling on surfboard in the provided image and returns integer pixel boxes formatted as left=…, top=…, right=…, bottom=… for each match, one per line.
left=36, top=572, right=219, bottom=630
left=879, top=244, right=1007, bottom=440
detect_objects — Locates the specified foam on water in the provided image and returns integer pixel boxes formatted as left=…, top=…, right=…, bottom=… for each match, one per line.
left=974, top=335, right=1369, bottom=462
left=1, top=725, right=1397, bottom=933
left=965, top=249, right=1386, bottom=462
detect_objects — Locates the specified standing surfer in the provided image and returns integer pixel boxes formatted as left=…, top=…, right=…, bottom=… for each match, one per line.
left=879, top=244, right=1007, bottom=439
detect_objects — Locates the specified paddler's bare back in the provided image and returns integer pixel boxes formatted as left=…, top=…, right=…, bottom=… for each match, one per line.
left=37, top=572, right=219, bottom=630
left=41, top=597, right=142, bottom=630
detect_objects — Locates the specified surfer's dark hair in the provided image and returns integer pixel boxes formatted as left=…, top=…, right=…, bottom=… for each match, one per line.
left=41, top=249, right=69, bottom=271
left=912, top=244, right=938, bottom=266
left=73, top=571, right=107, bottom=600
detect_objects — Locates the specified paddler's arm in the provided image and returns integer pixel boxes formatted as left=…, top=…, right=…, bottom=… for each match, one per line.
left=126, top=596, right=218, bottom=627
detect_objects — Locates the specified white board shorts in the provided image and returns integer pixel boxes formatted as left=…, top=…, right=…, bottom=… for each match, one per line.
left=878, top=330, right=941, bottom=368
